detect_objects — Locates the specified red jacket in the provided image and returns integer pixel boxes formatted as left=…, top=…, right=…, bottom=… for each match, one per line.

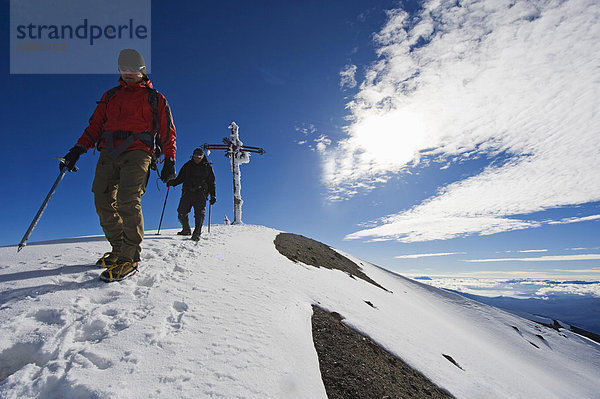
left=77, top=78, right=177, bottom=159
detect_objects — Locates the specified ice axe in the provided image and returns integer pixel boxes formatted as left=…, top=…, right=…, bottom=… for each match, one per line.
left=17, top=159, right=74, bottom=252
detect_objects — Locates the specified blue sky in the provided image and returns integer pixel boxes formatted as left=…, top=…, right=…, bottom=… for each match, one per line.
left=2, top=0, right=599, bottom=286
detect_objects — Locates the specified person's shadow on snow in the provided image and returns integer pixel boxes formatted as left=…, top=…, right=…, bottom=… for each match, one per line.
left=0, top=264, right=99, bottom=305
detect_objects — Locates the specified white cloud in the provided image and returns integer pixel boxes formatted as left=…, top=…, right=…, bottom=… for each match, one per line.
left=395, top=252, right=466, bottom=259
left=535, top=284, right=600, bottom=297
left=295, top=123, right=316, bottom=136
left=518, top=249, right=548, bottom=253
left=547, top=214, right=600, bottom=225
left=339, top=64, right=357, bottom=89
left=409, top=276, right=600, bottom=298
left=405, top=269, right=600, bottom=279
left=465, top=254, right=600, bottom=263
left=552, top=268, right=600, bottom=274
left=347, top=215, right=541, bottom=242
left=295, top=123, right=332, bottom=153
left=322, top=0, right=600, bottom=242
left=314, top=135, right=332, bottom=154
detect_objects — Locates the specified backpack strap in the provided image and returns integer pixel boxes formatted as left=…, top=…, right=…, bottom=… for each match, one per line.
left=147, top=88, right=162, bottom=158
left=100, top=131, right=156, bottom=159
left=95, top=86, right=122, bottom=151
left=96, top=85, right=122, bottom=104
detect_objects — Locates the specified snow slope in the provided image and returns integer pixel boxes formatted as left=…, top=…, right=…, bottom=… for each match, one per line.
left=1, top=225, right=599, bottom=399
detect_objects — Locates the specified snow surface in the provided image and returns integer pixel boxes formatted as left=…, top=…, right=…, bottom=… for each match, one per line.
left=1, top=225, right=599, bottom=399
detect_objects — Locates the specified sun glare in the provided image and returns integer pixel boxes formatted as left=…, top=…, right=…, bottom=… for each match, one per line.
left=350, top=108, right=430, bottom=171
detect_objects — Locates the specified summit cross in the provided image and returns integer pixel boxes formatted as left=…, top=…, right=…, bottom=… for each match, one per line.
left=203, top=122, right=265, bottom=225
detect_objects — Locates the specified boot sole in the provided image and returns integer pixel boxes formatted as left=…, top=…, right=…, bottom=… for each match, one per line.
left=99, top=263, right=139, bottom=282
left=100, top=269, right=138, bottom=282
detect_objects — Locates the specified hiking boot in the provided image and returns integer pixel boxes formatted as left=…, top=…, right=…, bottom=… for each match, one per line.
left=177, top=213, right=191, bottom=235
left=96, top=252, right=120, bottom=268
left=191, top=227, right=201, bottom=241
left=99, top=258, right=139, bottom=282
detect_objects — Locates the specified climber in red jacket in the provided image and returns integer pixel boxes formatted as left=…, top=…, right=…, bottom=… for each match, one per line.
left=60, top=49, right=177, bottom=282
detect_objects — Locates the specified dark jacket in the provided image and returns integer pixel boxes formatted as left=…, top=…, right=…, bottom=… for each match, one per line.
left=170, top=158, right=216, bottom=198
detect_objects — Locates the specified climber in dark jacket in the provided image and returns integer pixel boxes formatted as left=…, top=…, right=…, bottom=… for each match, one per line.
left=167, top=148, right=216, bottom=240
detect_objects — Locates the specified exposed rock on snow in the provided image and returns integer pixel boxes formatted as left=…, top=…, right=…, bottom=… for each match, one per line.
left=311, top=305, right=454, bottom=399
left=274, top=232, right=387, bottom=291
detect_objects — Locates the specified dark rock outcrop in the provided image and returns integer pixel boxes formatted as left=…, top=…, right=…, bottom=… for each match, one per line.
left=274, top=233, right=387, bottom=291
left=312, top=306, right=455, bottom=399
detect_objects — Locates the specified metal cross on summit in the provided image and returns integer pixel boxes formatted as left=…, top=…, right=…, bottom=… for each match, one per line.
left=203, top=122, right=265, bottom=225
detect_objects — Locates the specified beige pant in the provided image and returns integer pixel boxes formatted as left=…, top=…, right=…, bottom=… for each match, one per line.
left=92, top=149, right=151, bottom=261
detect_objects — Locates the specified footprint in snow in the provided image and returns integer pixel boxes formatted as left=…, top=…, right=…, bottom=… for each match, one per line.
left=136, top=274, right=156, bottom=288
left=102, top=308, right=118, bottom=317
left=74, top=319, right=110, bottom=343
left=167, top=301, right=188, bottom=332
left=30, top=309, right=66, bottom=326
left=0, top=341, right=50, bottom=382
left=90, top=291, right=120, bottom=305
left=77, top=350, right=113, bottom=370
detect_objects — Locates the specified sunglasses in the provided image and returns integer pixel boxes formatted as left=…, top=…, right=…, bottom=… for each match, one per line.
left=193, top=154, right=204, bottom=159
left=118, top=65, right=144, bottom=73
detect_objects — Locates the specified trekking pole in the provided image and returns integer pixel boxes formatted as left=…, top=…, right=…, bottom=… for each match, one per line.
left=156, top=186, right=170, bottom=235
left=208, top=201, right=212, bottom=234
left=18, top=164, right=69, bottom=252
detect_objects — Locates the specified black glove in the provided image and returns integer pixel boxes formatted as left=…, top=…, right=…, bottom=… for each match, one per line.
left=166, top=179, right=176, bottom=187
left=209, top=195, right=216, bottom=205
left=60, top=145, right=86, bottom=172
left=160, top=158, right=176, bottom=183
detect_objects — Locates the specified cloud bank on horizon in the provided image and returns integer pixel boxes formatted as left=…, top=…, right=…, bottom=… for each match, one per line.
left=416, top=275, right=600, bottom=298
left=323, top=0, right=600, bottom=243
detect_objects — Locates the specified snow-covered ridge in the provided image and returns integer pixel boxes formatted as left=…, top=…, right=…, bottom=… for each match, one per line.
left=1, top=225, right=599, bottom=398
